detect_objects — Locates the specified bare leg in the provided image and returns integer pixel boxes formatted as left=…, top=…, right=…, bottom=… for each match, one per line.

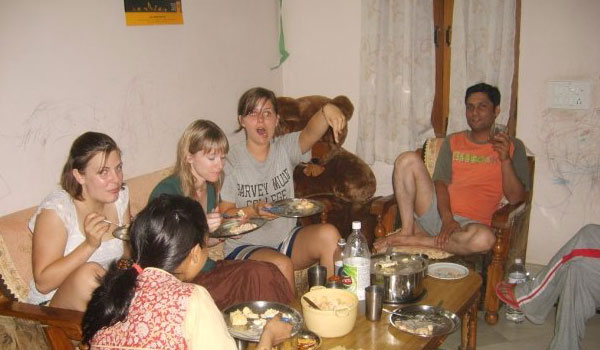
left=289, top=223, right=341, bottom=276
left=386, top=223, right=495, bottom=255
left=50, top=262, right=105, bottom=312
left=392, top=151, right=435, bottom=235
left=249, top=248, right=296, bottom=292
left=373, top=152, right=434, bottom=252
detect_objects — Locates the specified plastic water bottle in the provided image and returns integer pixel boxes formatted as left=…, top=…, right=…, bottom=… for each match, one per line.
left=334, top=238, right=346, bottom=276
left=342, top=221, right=371, bottom=300
left=505, top=258, right=527, bottom=323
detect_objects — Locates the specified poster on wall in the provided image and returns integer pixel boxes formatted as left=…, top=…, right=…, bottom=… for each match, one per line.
left=124, top=0, right=183, bottom=26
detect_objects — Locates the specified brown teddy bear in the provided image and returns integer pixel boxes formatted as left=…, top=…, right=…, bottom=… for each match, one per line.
left=276, top=95, right=377, bottom=238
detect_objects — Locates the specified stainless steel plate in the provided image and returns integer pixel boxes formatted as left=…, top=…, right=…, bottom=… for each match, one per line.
left=265, top=198, right=324, bottom=218
left=211, top=217, right=267, bottom=238
left=222, top=301, right=304, bottom=342
left=389, top=304, right=460, bottom=337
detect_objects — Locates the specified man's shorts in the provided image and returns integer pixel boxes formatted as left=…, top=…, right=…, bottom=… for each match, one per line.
left=416, top=190, right=479, bottom=236
left=225, top=226, right=302, bottom=260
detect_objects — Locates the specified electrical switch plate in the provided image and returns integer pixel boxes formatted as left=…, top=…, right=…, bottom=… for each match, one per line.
left=547, top=80, right=591, bottom=110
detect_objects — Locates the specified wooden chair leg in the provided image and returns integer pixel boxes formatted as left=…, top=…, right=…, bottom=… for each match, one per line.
left=485, top=227, right=510, bottom=325
left=460, top=293, right=479, bottom=350
left=468, top=295, right=479, bottom=350
left=460, top=304, right=470, bottom=350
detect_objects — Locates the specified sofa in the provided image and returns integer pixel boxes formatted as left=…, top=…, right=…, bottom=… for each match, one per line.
left=0, top=168, right=174, bottom=349
left=0, top=94, right=377, bottom=349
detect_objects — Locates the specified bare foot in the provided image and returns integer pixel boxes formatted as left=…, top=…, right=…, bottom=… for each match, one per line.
left=373, top=232, right=413, bottom=252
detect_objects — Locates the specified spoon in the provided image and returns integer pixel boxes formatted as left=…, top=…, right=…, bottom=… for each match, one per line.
left=302, top=296, right=321, bottom=310
left=383, top=300, right=445, bottom=318
left=102, top=219, right=130, bottom=241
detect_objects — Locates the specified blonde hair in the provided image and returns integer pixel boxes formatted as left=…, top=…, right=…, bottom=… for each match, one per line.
left=174, top=120, right=229, bottom=199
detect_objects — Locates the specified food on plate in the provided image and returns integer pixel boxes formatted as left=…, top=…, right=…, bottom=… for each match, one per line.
left=242, top=306, right=259, bottom=319
left=252, top=318, right=266, bottom=327
left=237, top=209, right=246, bottom=217
left=293, top=199, right=314, bottom=210
left=261, top=308, right=280, bottom=318
left=229, top=307, right=284, bottom=330
left=297, top=337, right=318, bottom=350
left=230, top=309, right=248, bottom=326
left=229, top=222, right=258, bottom=235
left=393, top=319, right=435, bottom=336
left=432, top=267, right=464, bottom=279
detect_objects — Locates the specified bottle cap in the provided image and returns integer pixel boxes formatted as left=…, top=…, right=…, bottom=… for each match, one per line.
left=337, top=238, right=346, bottom=246
left=352, top=221, right=361, bottom=230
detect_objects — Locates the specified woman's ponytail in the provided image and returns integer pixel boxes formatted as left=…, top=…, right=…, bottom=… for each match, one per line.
left=81, top=259, right=140, bottom=345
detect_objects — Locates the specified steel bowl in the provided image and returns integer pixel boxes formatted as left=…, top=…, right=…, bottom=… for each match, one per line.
left=370, top=252, right=428, bottom=304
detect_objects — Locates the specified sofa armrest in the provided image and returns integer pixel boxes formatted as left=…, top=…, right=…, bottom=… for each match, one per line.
left=0, top=301, right=83, bottom=342
left=0, top=301, right=82, bottom=339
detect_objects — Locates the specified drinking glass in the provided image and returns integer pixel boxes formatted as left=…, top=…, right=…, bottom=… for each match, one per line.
left=489, top=123, right=508, bottom=142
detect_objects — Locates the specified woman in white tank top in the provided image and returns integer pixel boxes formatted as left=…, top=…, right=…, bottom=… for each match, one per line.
left=29, top=132, right=130, bottom=311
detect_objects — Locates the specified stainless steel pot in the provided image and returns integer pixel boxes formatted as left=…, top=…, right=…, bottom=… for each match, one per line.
left=370, top=252, right=428, bottom=304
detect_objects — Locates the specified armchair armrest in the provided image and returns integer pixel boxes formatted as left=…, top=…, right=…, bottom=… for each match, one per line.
left=491, top=201, right=527, bottom=230
left=0, top=301, right=82, bottom=349
left=370, top=195, right=397, bottom=239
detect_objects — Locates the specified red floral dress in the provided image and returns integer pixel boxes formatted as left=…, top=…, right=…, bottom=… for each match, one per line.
left=91, top=268, right=194, bottom=350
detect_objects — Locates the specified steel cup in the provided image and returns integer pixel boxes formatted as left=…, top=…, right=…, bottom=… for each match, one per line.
left=365, top=285, right=383, bottom=321
left=308, top=265, right=327, bottom=288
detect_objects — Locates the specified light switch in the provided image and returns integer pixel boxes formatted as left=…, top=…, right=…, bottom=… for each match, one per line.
left=547, top=80, right=591, bottom=110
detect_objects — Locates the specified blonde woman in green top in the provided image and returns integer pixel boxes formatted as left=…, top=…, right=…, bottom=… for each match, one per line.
left=149, top=119, right=293, bottom=309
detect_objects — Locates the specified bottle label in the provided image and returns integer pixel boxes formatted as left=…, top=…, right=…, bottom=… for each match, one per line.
left=508, top=272, right=527, bottom=284
left=342, top=257, right=370, bottom=300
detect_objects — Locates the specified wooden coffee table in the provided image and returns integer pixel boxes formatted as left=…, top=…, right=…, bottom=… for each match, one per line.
left=303, top=270, right=482, bottom=350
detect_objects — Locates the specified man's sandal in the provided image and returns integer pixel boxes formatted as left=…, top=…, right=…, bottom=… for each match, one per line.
left=495, top=281, right=520, bottom=309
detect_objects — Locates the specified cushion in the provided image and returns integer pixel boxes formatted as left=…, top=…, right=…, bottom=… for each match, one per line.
left=126, top=167, right=173, bottom=216
left=0, top=207, right=36, bottom=302
left=422, top=137, right=444, bottom=177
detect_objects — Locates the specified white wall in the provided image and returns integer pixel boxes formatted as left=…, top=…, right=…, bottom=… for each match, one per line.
left=282, top=0, right=361, bottom=153
left=519, top=0, right=600, bottom=264
left=0, top=1, right=282, bottom=215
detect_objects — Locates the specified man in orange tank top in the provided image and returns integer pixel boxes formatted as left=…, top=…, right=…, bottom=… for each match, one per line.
left=374, top=83, right=531, bottom=255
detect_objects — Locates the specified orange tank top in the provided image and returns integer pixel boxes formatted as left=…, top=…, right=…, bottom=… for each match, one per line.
left=447, top=133, right=514, bottom=225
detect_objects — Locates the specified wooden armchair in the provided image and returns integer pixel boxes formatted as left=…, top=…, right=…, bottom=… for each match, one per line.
left=370, top=137, right=535, bottom=325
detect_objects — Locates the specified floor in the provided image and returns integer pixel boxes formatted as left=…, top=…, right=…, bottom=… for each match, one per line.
left=440, top=305, right=600, bottom=350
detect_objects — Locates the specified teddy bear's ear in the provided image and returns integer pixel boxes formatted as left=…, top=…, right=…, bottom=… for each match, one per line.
left=276, top=96, right=301, bottom=135
left=330, top=95, right=354, bottom=122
